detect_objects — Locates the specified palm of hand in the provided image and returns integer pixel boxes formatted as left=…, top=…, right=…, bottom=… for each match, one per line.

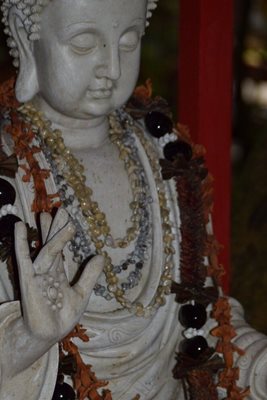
left=15, top=208, right=104, bottom=342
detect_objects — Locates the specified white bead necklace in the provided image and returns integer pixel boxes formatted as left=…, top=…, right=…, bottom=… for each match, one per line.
left=20, top=104, right=176, bottom=317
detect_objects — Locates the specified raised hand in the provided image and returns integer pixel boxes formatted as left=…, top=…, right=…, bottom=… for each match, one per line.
left=15, top=208, right=104, bottom=342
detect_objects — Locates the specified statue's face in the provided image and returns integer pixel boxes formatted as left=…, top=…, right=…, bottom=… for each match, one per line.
left=33, top=0, right=147, bottom=119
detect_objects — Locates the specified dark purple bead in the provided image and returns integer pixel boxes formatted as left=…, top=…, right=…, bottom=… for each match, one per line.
left=122, top=262, right=129, bottom=270
left=163, top=140, right=193, bottom=161
left=0, top=215, right=21, bottom=238
left=179, top=303, right=207, bottom=329
left=52, top=382, right=75, bottom=400
left=145, top=111, right=173, bottom=138
left=136, top=262, right=144, bottom=270
left=180, top=336, right=208, bottom=359
left=0, top=178, right=16, bottom=207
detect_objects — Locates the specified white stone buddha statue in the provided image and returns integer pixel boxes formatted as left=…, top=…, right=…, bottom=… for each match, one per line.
left=0, top=1, right=266, bottom=399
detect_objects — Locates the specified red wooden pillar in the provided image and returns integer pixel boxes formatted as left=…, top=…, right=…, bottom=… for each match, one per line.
left=178, top=1, right=234, bottom=292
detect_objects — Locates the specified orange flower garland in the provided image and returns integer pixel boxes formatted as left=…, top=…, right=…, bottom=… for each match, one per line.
left=0, top=78, right=60, bottom=213
left=61, top=325, right=112, bottom=400
left=0, top=77, right=250, bottom=400
left=129, top=80, right=250, bottom=400
left=0, top=78, right=116, bottom=400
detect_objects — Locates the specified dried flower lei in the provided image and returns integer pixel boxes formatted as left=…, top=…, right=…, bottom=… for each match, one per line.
left=0, top=78, right=115, bottom=400
left=0, top=77, right=250, bottom=400
left=127, top=80, right=250, bottom=400
left=167, top=123, right=249, bottom=400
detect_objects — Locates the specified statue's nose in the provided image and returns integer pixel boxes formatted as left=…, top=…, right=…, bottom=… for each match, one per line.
left=95, top=45, right=121, bottom=81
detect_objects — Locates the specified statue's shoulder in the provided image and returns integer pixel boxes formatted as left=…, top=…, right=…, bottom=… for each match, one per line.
left=126, top=80, right=178, bottom=152
left=126, top=81, right=195, bottom=166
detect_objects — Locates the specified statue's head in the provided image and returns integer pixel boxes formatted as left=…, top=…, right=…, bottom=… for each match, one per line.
left=1, top=0, right=158, bottom=120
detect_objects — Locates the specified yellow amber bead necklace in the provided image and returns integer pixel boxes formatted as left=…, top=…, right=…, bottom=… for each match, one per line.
left=20, top=103, right=176, bottom=317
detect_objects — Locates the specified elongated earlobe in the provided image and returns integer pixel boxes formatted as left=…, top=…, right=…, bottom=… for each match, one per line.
left=8, top=10, right=39, bottom=103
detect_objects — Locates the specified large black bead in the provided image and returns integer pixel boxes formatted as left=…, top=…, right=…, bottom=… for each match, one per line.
left=52, top=382, right=75, bottom=400
left=0, top=178, right=16, bottom=207
left=179, top=303, right=207, bottom=329
left=163, top=140, right=193, bottom=162
left=145, top=111, right=173, bottom=138
left=180, top=336, right=208, bottom=359
left=0, top=215, right=21, bottom=238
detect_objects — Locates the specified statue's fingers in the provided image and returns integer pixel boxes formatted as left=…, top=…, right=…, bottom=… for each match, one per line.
left=46, top=208, right=70, bottom=242
left=34, top=221, right=75, bottom=274
left=15, top=222, right=34, bottom=280
left=72, top=255, right=104, bottom=300
left=40, top=212, right=53, bottom=243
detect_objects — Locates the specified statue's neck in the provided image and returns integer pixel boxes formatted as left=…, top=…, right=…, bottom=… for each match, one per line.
left=32, top=96, right=109, bottom=151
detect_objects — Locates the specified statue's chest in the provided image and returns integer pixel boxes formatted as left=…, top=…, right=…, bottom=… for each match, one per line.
left=73, top=144, right=135, bottom=239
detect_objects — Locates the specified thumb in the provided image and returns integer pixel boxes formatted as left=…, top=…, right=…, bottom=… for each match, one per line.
left=73, top=255, right=105, bottom=299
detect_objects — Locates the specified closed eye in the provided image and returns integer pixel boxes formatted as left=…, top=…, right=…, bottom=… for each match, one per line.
left=70, top=32, right=97, bottom=55
left=119, top=30, right=140, bottom=52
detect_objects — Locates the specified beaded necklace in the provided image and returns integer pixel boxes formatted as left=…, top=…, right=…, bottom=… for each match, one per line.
left=0, top=78, right=249, bottom=400
left=41, top=111, right=152, bottom=301
left=20, top=103, right=176, bottom=317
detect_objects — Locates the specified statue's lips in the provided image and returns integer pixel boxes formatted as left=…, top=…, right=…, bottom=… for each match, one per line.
left=88, top=89, right=112, bottom=99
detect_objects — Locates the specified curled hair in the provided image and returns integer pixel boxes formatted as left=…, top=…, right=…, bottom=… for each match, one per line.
left=1, top=0, right=158, bottom=68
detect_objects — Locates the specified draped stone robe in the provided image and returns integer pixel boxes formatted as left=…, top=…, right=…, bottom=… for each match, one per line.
left=0, top=123, right=266, bottom=400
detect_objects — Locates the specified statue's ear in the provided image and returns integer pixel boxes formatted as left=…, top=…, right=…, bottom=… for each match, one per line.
left=8, top=8, right=39, bottom=102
